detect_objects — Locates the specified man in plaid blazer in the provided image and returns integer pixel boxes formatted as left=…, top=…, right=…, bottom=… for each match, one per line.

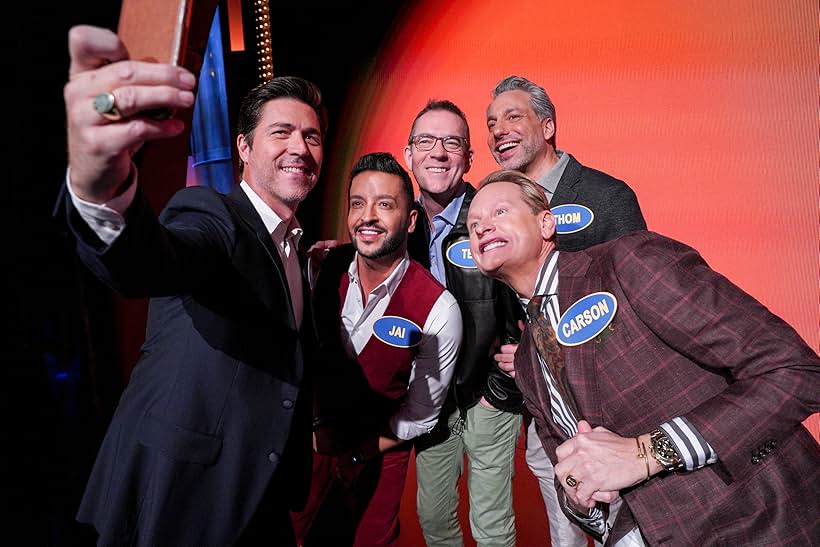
left=466, top=170, right=820, bottom=546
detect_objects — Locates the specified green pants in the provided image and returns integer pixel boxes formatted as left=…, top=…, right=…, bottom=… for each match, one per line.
left=415, top=403, right=522, bottom=547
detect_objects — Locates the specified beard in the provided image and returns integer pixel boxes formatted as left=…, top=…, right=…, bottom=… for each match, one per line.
left=351, top=224, right=406, bottom=261
left=494, top=141, right=539, bottom=172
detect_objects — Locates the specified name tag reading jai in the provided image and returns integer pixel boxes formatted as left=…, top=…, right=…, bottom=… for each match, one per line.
left=556, top=292, right=617, bottom=346
left=446, top=240, right=477, bottom=269
left=373, top=316, right=423, bottom=348
left=551, top=204, right=594, bottom=234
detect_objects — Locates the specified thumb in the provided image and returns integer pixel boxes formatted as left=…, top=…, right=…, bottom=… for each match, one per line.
left=517, top=319, right=526, bottom=332
left=576, top=420, right=593, bottom=434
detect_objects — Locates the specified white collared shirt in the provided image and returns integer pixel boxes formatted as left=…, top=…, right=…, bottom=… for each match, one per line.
left=341, top=253, right=462, bottom=441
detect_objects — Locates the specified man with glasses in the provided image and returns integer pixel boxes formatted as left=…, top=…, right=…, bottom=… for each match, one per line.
left=405, top=100, right=524, bottom=547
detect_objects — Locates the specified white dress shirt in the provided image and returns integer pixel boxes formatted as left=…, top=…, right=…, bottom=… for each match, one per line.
left=341, top=253, right=462, bottom=441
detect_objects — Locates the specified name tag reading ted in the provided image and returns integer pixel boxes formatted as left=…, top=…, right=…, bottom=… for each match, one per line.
left=446, top=240, right=477, bottom=269
left=556, top=292, right=617, bottom=346
left=552, top=204, right=594, bottom=234
left=373, top=316, right=423, bottom=348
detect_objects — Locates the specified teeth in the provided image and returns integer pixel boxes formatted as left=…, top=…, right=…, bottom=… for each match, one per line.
left=282, top=166, right=308, bottom=174
left=498, top=142, right=518, bottom=152
left=359, top=229, right=381, bottom=235
left=483, top=241, right=507, bottom=252
left=427, top=167, right=447, bottom=173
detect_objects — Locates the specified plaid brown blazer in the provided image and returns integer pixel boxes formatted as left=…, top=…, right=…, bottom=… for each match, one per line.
left=516, top=230, right=820, bottom=546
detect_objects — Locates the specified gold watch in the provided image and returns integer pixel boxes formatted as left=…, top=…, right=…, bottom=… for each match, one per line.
left=649, top=429, right=682, bottom=471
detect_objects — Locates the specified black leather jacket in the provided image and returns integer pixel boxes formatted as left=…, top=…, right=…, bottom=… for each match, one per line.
left=409, top=184, right=524, bottom=413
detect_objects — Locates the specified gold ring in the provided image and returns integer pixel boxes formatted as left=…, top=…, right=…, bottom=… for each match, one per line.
left=565, top=475, right=578, bottom=488
left=92, top=91, right=122, bottom=121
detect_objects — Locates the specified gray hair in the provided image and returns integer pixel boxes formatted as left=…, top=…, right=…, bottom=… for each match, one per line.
left=492, top=75, right=556, bottom=128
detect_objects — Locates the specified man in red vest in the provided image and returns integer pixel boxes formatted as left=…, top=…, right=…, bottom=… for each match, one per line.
left=292, top=152, right=463, bottom=546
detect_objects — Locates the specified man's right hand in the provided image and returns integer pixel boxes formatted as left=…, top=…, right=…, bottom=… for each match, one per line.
left=64, top=25, right=197, bottom=203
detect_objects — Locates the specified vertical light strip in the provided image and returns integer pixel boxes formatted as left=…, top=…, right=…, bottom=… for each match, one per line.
left=254, top=0, right=272, bottom=81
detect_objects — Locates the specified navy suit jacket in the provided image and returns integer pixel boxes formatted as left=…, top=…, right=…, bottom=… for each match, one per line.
left=516, top=231, right=820, bottom=545
left=63, top=183, right=313, bottom=546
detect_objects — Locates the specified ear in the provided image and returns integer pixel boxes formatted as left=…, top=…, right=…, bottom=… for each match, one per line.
left=406, top=206, right=418, bottom=234
left=463, top=148, right=474, bottom=175
left=237, top=134, right=250, bottom=164
left=541, top=117, right=555, bottom=142
left=403, top=145, right=414, bottom=171
left=539, top=209, right=556, bottom=241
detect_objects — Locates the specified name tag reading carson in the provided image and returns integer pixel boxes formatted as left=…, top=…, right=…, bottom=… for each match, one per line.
left=556, top=292, right=618, bottom=346
left=446, top=240, right=477, bottom=269
left=551, top=204, right=594, bottom=234
left=373, top=316, right=423, bottom=348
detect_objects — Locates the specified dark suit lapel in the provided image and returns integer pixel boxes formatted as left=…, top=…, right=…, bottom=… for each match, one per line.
left=557, top=250, right=604, bottom=427
left=225, top=186, right=296, bottom=329
left=550, top=154, right=581, bottom=208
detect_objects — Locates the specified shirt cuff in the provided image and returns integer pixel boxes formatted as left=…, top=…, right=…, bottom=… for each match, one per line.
left=561, top=489, right=608, bottom=538
left=659, top=416, right=718, bottom=471
left=66, top=165, right=137, bottom=246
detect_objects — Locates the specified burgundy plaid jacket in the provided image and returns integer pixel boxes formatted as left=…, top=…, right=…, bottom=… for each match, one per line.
left=516, top=231, right=820, bottom=546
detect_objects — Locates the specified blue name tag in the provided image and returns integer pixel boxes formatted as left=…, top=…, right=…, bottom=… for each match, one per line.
left=556, top=292, right=617, bottom=346
left=446, top=240, right=477, bottom=269
left=373, top=316, right=423, bottom=348
left=552, top=204, right=594, bottom=234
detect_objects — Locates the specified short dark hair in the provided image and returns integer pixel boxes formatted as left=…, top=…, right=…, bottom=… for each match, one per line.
left=349, top=152, right=415, bottom=212
left=408, top=99, right=471, bottom=145
left=237, top=76, right=327, bottom=160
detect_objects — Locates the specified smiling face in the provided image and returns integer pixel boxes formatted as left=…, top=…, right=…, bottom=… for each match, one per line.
left=348, top=170, right=418, bottom=262
left=467, top=180, right=555, bottom=295
left=486, top=90, right=554, bottom=177
left=237, top=97, right=323, bottom=217
left=404, top=109, right=472, bottom=204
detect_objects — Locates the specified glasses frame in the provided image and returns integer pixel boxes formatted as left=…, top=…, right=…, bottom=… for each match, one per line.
left=410, top=134, right=469, bottom=153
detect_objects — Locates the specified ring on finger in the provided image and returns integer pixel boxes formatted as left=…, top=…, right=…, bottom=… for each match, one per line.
left=92, top=91, right=122, bottom=121
left=565, top=474, right=578, bottom=488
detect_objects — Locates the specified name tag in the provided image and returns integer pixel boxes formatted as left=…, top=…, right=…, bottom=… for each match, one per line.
left=552, top=204, right=594, bottom=234
left=556, top=292, right=617, bottom=346
left=446, top=240, right=477, bottom=269
left=373, top=316, right=423, bottom=348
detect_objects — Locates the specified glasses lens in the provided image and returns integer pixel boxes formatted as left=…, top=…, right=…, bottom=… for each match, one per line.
left=442, top=137, right=464, bottom=152
left=414, top=136, right=435, bottom=150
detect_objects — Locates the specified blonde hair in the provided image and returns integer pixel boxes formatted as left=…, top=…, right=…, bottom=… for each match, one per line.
left=477, top=170, right=550, bottom=213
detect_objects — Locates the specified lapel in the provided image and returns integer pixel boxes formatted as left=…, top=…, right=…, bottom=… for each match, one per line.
left=224, top=186, right=297, bottom=329
left=550, top=154, right=581, bottom=208
left=557, top=249, right=604, bottom=427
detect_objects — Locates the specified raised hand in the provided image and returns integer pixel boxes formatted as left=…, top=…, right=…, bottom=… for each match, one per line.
left=64, top=25, right=197, bottom=202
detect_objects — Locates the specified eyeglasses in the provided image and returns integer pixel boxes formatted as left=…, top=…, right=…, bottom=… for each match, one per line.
left=410, top=134, right=468, bottom=153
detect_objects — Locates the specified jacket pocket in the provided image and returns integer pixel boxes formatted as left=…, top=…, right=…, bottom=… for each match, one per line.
left=137, top=414, right=222, bottom=466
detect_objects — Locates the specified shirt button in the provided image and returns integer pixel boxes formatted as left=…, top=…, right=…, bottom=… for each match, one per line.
left=282, top=399, right=294, bottom=409
left=268, top=452, right=279, bottom=464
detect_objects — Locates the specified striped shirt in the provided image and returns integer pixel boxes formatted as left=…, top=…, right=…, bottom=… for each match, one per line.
left=522, top=251, right=718, bottom=542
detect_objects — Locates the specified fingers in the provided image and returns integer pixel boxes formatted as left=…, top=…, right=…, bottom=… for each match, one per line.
left=577, top=419, right=593, bottom=433
left=591, top=490, right=619, bottom=504
left=68, top=25, right=129, bottom=76
left=517, top=319, right=526, bottom=332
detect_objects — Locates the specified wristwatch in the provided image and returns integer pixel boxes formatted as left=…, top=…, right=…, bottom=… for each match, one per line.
left=649, top=428, right=682, bottom=471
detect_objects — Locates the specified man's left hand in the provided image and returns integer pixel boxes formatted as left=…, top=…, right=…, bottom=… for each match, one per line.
left=555, top=420, right=647, bottom=508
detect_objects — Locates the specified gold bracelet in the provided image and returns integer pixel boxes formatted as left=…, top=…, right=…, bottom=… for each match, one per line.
left=636, top=437, right=650, bottom=480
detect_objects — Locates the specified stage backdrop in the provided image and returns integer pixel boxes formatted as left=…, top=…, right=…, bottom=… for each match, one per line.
left=322, top=0, right=818, bottom=402
left=315, top=2, right=818, bottom=544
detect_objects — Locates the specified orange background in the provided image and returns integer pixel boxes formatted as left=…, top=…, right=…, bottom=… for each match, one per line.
left=316, top=1, right=818, bottom=544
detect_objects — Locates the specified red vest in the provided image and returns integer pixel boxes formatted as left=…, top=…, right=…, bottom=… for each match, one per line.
left=338, top=259, right=445, bottom=400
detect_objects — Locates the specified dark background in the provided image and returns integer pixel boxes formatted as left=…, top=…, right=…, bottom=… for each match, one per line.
left=5, top=1, right=408, bottom=544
